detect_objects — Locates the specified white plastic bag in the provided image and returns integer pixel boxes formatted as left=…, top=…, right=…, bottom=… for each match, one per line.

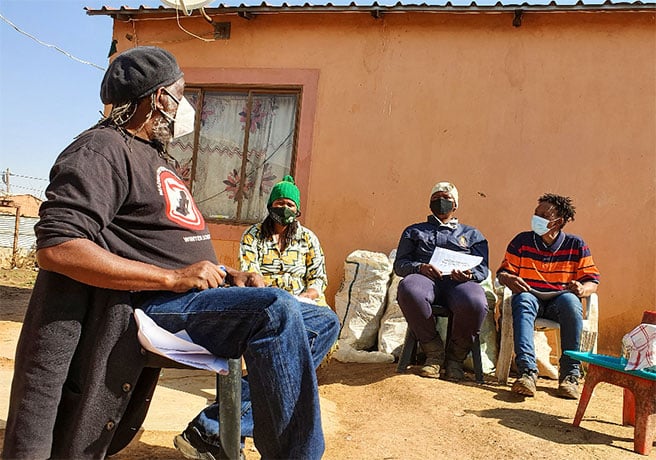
left=622, top=323, right=656, bottom=372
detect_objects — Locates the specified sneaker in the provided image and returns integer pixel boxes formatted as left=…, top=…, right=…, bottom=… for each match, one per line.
left=174, top=426, right=226, bottom=460
left=511, top=371, right=537, bottom=397
left=557, top=375, right=580, bottom=400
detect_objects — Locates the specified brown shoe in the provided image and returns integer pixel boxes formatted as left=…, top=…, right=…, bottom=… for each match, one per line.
left=557, top=375, right=580, bottom=399
left=418, top=362, right=441, bottom=378
left=418, top=337, right=445, bottom=379
left=512, top=371, right=537, bottom=396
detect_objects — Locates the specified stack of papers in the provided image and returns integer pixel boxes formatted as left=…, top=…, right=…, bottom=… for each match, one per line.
left=134, top=309, right=229, bottom=375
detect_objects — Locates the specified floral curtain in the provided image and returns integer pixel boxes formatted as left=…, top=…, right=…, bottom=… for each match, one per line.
left=170, top=90, right=297, bottom=223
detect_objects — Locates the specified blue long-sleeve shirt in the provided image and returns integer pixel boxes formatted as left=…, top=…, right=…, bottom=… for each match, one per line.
left=393, top=215, right=489, bottom=282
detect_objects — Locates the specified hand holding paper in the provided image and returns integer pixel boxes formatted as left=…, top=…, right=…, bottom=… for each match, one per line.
left=428, top=247, right=482, bottom=275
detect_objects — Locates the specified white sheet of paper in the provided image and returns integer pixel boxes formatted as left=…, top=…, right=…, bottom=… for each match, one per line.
left=134, top=309, right=229, bottom=375
left=428, top=247, right=482, bottom=274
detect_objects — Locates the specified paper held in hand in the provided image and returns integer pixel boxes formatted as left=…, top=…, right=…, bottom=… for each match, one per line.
left=429, top=247, right=482, bottom=275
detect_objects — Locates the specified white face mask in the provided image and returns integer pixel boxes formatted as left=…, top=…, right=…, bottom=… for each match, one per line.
left=531, top=215, right=552, bottom=236
left=172, top=96, right=195, bottom=138
left=161, top=89, right=196, bottom=139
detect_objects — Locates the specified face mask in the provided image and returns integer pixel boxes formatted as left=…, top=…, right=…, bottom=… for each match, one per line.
left=531, top=215, right=554, bottom=236
left=269, top=206, right=297, bottom=226
left=161, top=90, right=196, bottom=139
left=430, top=197, right=454, bottom=216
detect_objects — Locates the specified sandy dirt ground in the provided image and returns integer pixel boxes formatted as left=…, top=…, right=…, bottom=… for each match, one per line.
left=0, top=268, right=650, bottom=459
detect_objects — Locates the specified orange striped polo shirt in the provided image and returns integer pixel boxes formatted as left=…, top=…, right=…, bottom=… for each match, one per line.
left=497, top=231, right=600, bottom=291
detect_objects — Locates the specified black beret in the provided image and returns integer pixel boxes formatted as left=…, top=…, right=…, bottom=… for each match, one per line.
left=100, top=46, right=184, bottom=105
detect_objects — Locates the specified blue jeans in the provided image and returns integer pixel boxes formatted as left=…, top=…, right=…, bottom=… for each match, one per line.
left=511, top=291, right=583, bottom=380
left=187, top=300, right=339, bottom=446
left=138, top=287, right=340, bottom=460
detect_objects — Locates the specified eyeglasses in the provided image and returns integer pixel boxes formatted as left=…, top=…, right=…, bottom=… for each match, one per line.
left=162, top=87, right=181, bottom=106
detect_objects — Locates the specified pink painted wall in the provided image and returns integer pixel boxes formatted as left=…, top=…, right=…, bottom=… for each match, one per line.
left=109, top=9, right=656, bottom=354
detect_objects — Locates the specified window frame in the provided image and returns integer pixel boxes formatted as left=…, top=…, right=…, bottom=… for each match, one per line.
left=182, top=85, right=302, bottom=226
left=181, top=67, right=319, bottom=243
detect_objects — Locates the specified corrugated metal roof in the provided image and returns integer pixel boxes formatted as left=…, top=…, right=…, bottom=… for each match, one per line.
left=86, top=0, right=656, bottom=16
left=0, top=215, right=37, bottom=250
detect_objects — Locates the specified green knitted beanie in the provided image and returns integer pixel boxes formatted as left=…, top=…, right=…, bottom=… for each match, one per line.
left=268, top=175, right=301, bottom=210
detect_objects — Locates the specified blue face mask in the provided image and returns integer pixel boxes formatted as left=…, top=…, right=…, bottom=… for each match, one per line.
left=531, top=215, right=553, bottom=236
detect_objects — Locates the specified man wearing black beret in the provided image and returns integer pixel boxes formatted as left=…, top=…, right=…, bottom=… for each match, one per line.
left=3, top=46, right=339, bottom=460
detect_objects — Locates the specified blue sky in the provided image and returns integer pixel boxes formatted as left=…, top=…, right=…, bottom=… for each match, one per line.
left=0, top=0, right=356, bottom=199
left=0, top=1, right=181, bottom=198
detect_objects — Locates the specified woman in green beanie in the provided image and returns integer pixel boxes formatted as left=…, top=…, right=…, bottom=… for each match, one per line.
left=180, top=176, right=335, bottom=457
left=240, top=175, right=329, bottom=306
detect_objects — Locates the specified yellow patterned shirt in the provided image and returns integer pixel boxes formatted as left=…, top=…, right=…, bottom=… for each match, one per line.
left=239, top=222, right=329, bottom=306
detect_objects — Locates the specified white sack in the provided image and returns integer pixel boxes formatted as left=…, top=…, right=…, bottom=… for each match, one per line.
left=333, top=339, right=394, bottom=363
left=535, top=331, right=559, bottom=379
left=474, top=275, right=499, bottom=374
left=377, top=250, right=408, bottom=358
left=334, top=250, right=392, bottom=351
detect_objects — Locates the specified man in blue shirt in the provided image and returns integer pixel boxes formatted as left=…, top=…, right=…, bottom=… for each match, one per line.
left=394, top=182, right=489, bottom=381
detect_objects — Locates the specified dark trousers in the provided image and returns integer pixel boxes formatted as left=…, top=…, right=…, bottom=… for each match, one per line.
left=397, top=273, right=488, bottom=352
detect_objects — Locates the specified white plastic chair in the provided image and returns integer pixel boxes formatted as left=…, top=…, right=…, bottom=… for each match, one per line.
left=495, top=286, right=599, bottom=384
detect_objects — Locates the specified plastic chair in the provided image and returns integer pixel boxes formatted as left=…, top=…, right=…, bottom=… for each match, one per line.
left=145, top=353, right=243, bottom=459
left=106, top=328, right=243, bottom=459
left=495, top=288, right=598, bottom=384
left=396, top=304, right=484, bottom=383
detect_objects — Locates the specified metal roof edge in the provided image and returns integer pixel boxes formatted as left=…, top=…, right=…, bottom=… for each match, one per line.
left=84, top=2, right=656, bottom=17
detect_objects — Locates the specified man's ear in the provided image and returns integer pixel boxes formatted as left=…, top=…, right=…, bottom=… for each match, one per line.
left=154, top=87, right=168, bottom=111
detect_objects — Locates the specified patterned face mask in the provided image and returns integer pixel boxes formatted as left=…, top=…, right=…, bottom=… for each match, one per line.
left=269, top=206, right=297, bottom=225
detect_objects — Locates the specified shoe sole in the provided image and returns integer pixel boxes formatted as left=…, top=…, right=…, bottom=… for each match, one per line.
left=444, top=372, right=464, bottom=382
left=173, top=434, right=217, bottom=460
left=557, top=389, right=579, bottom=400
left=418, top=370, right=441, bottom=379
left=511, top=383, right=536, bottom=397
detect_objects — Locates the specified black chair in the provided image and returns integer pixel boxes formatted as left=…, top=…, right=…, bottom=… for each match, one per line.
left=144, top=353, right=243, bottom=459
left=396, top=304, right=484, bottom=383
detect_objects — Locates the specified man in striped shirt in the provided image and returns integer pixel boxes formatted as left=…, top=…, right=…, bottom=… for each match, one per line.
left=497, top=193, right=600, bottom=399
